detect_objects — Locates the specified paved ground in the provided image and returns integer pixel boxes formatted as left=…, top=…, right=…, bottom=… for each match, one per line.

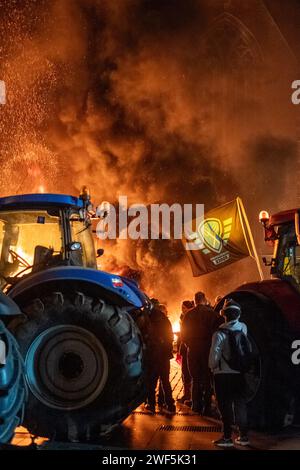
left=11, top=360, right=300, bottom=450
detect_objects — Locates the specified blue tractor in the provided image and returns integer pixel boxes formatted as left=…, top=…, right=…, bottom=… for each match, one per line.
left=0, top=190, right=149, bottom=441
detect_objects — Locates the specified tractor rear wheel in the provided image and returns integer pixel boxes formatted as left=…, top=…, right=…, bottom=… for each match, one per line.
left=9, top=289, right=144, bottom=441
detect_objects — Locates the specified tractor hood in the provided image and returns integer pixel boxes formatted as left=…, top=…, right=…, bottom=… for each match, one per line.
left=7, top=266, right=147, bottom=309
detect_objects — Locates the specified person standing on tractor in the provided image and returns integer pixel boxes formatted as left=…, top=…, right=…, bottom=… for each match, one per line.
left=145, top=300, right=175, bottom=414
left=181, top=291, right=220, bottom=415
left=209, top=299, right=251, bottom=448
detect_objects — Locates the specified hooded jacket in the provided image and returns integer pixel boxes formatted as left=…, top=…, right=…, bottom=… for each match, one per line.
left=209, top=319, right=247, bottom=374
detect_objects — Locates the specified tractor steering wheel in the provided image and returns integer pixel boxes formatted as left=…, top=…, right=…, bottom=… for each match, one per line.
left=8, top=249, right=30, bottom=268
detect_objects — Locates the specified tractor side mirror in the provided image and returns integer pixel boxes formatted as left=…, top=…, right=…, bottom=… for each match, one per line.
left=97, top=248, right=104, bottom=258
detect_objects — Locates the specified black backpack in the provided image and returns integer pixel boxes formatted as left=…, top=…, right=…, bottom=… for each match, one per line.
left=221, top=328, right=254, bottom=372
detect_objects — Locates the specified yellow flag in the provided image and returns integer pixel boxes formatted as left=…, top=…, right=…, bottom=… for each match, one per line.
left=184, top=198, right=251, bottom=277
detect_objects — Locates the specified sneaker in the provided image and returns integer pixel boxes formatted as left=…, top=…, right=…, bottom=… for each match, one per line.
left=213, top=437, right=234, bottom=448
left=144, top=404, right=155, bottom=414
left=234, top=436, right=250, bottom=446
left=164, top=404, right=176, bottom=414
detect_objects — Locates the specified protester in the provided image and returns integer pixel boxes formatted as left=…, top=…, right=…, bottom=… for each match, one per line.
left=145, top=301, right=175, bottom=414
left=213, top=295, right=223, bottom=308
left=209, top=298, right=250, bottom=448
left=157, top=303, right=172, bottom=410
left=177, top=300, right=194, bottom=404
left=181, top=291, right=221, bottom=414
left=159, top=303, right=168, bottom=316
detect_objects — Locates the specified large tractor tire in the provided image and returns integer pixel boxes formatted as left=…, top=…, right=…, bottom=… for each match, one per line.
left=0, top=320, right=26, bottom=444
left=9, top=288, right=144, bottom=441
left=222, top=292, right=295, bottom=431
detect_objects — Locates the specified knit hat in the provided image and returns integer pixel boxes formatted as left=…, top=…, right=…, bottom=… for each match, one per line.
left=221, top=298, right=241, bottom=320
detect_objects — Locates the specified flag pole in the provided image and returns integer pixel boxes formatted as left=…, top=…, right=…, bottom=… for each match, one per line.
left=236, top=197, right=264, bottom=281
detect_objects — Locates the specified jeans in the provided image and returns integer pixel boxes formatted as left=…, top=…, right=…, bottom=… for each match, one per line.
left=188, top=348, right=212, bottom=412
left=214, top=373, right=248, bottom=439
left=181, top=347, right=192, bottom=387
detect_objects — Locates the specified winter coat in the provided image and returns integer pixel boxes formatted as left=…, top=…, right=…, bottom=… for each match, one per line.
left=148, top=308, right=173, bottom=361
left=209, top=319, right=247, bottom=374
left=181, top=304, right=222, bottom=352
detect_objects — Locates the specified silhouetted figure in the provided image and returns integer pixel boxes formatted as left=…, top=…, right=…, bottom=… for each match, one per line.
left=181, top=291, right=222, bottom=414
left=177, top=300, right=194, bottom=404
left=145, top=304, right=175, bottom=414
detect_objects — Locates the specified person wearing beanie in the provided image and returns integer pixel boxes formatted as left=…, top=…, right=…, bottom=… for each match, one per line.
left=209, top=298, right=250, bottom=448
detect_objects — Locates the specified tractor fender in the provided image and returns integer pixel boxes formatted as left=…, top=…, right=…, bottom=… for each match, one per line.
left=234, top=279, right=300, bottom=337
left=7, top=266, right=145, bottom=308
left=214, top=288, right=274, bottom=315
left=0, top=291, right=22, bottom=317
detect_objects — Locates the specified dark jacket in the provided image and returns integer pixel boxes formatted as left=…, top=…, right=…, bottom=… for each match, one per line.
left=181, top=304, right=222, bottom=351
left=148, top=308, right=173, bottom=361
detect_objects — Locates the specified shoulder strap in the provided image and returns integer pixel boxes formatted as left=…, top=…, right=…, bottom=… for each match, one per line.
left=217, top=328, right=230, bottom=369
left=218, top=327, right=230, bottom=335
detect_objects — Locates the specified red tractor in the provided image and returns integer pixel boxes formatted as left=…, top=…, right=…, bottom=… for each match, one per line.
left=220, top=208, right=300, bottom=430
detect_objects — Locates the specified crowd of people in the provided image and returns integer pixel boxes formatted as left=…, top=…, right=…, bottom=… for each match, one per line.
left=144, top=291, right=251, bottom=448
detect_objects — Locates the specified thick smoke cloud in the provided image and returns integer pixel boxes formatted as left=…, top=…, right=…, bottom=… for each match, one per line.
left=0, top=0, right=298, bottom=314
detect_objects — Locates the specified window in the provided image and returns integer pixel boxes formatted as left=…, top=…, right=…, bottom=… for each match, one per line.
left=0, top=210, right=62, bottom=282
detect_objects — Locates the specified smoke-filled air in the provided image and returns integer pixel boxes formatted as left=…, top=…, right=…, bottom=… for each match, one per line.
left=0, top=0, right=298, bottom=317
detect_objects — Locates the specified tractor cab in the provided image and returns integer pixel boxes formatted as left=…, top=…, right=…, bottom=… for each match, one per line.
left=0, top=192, right=97, bottom=288
left=260, top=208, right=300, bottom=288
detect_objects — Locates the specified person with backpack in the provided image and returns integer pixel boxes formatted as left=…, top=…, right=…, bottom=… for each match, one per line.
left=209, top=298, right=252, bottom=448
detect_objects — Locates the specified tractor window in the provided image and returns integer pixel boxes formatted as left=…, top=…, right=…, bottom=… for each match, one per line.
left=276, top=223, right=300, bottom=286
left=70, top=217, right=97, bottom=269
left=0, top=210, right=63, bottom=284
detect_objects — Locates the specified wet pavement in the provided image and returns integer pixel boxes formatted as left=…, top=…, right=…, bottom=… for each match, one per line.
left=11, top=360, right=300, bottom=450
